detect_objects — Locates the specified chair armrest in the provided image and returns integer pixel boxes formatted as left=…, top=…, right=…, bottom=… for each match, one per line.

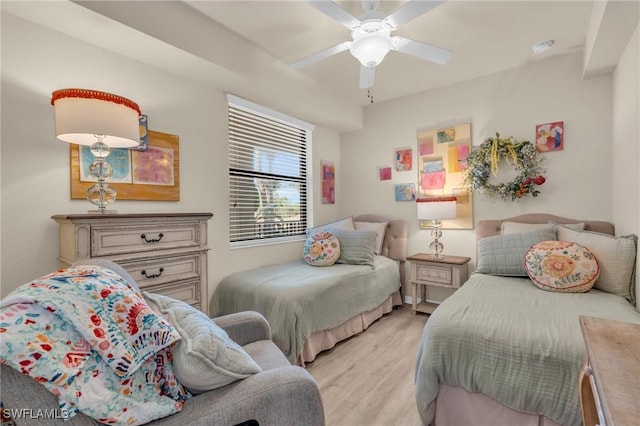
left=151, top=366, right=325, bottom=426
left=212, top=311, right=271, bottom=345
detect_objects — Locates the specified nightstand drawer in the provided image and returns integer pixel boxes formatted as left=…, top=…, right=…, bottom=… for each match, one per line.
left=91, top=223, right=201, bottom=257
left=416, top=264, right=452, bottom=285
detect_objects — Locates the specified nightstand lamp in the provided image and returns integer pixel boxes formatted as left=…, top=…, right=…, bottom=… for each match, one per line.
left=416, top=196, right=457, bottom=258
left=51, top=88, right=141, bottom=213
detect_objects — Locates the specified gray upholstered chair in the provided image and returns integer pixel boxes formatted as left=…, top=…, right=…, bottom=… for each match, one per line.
left=0, top=262, right=325, bottom=426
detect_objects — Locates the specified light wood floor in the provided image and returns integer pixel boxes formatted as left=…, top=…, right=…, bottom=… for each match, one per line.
left=306, top=305, right=428, bottom=426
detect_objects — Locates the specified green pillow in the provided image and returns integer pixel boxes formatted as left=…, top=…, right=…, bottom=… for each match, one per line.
left=143, top=292, right=261, bottom=394
left=476, top=228, right=556, bottom=276
left=327, top=228, right=377, bottom=268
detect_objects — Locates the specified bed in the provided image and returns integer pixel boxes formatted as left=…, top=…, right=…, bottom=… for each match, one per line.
left=414, top=214, right=640, bottom=426
left=213, top=214, right=407, bottom=365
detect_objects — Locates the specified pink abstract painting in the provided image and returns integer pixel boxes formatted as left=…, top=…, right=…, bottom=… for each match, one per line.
left=132, top=146, right=174, bottom=185
left=535, top=121, right=564, bottom=152
left=378, top=166, right=392, bottom=181
left=421, top=170, right=446, bottom=190
left=448, top=145, right=469, bottom=172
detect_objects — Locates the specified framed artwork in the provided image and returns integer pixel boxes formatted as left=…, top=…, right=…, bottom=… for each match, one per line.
left=321, top=160, right=335, bottom=204
left=132, top=114, right=149, bottom=152
left=394, top=183, right=416, bottom=201
left=535, top=121, right=564, bottom=152
left=417, top=122, right=473, bottom=229
left=394, top=147, right=412, bottom=171
left=378, top=166, right=392, bottom=181
left=71, top=130, right=180, bottom=201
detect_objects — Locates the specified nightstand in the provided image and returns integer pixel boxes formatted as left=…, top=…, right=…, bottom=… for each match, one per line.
left=407, top=254, right=470, bottom=315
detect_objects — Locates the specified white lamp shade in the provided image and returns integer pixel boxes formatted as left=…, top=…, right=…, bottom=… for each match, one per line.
left=349, top=33, right=392, bottom=67
left=51, top=89, right=141, bottom=148
left=416, top=197, right=457, bottom=220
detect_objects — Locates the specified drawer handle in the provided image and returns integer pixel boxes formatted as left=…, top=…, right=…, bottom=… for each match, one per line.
left=140, top=233, right=164, bottom=243
left=141, top=267, right=164, bottom=279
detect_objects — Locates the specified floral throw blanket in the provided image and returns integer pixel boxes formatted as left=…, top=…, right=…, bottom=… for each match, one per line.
left=0, top=265, right=189, bottom=425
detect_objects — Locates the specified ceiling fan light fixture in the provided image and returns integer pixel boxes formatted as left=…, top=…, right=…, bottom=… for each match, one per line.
left=350, top=33, right=392, bottom=67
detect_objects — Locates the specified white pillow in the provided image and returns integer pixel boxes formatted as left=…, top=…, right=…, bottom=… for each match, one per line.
left=501, top=222, right=553, bottom=235
left=354, top=221, right=388, bottom=255
left=143, top=292, right=261, bottom=394
left=306, top=217, right=355, bottom=235
left=556, top=226, right=637, bottom=301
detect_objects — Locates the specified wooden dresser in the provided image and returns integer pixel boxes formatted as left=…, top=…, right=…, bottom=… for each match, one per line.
left=579, top=316, right=640, bottom=426
left=52, top=213, right=213, bottom=314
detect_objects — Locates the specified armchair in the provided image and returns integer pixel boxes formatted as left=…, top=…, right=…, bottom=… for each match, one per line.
left=1, top=264, right=325, bottom=426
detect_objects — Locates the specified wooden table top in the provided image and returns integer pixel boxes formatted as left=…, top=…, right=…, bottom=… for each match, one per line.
left=579, top=316, right=640, bottom=426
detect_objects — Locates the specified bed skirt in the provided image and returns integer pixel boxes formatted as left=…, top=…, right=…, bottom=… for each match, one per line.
left=433, top=385, right=562, bottom=426
left=297, top=292, right=402, bottom=365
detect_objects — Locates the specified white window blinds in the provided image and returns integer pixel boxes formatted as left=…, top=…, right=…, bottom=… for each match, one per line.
left=227, top=95, right=313, bottom=247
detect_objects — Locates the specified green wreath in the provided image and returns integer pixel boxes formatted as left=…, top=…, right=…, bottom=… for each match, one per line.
left=463, top=133, right=545, bottom=201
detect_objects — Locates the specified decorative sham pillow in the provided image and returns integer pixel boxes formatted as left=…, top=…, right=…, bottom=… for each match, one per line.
left=327, top=228, right=377, bottom=268
left=525, top=241, right=600, bottom=293
left=354, top=221, right=388, bottom=255
left=303, top=231, right=341, bottom=266
left=556, top=226, right=637, bottom=301
left=305, top=217, right=355, bottom=235
left=476, top=228, right=557, bottom=276
left=500, top=222, right=553, bottom=235
left=143, top=292, right=262, bottom=394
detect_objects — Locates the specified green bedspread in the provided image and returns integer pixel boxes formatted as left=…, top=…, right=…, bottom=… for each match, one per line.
left=415, top=273, right=640, bottom=426
left=213, top=256, right=400, bottom=362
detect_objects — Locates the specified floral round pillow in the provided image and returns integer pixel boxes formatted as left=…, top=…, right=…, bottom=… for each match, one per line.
left=303, top=231, right=340, bottom=267
left=525, top=240, right=600, bottom=293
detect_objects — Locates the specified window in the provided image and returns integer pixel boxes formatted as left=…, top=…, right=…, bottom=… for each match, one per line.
left=227, top=95, right=314, bottom=248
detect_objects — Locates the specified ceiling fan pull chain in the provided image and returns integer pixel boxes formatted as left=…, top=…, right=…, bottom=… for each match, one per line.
left=368, top=88, right=374, bottom=104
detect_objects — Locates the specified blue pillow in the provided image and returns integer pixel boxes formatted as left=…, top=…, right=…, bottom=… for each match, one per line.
left=476, top=228, right=556, bottom=276
left=326, top=228, right=377, bottom=268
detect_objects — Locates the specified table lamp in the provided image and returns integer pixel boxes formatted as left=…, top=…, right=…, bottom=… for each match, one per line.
left=416, top=196, right=457, bottom=258
left=51, top=88, right=141, bottom=213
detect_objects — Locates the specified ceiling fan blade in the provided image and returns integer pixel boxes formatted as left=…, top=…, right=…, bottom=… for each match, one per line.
left=384, top=0, right=445, bottom=29
left=392, top=36, right=452, bottom=65
left=359, top=65, right=375, bottom=89
left=308, top=1, right=362, bottom=29
left=291, top=42, right=351, bottom=69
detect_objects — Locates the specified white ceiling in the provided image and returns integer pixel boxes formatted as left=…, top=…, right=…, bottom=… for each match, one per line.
left=185, top=0, right=595, bottom=106
left=3, top=0, right=637, bottom=131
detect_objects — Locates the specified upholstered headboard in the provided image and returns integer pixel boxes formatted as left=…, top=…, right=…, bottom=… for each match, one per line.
left=354, top=214, right=408, bottom=287
left=476, top=214, right=615, bottom=243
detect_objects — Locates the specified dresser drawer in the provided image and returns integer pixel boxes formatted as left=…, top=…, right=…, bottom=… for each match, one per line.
left=415, top=264, right=452, bottom=285
left=146, top=279, right=201, bottom=307
left=123, top=254, right=200, bottom=288
left=91, top=223, right=200, bottom=257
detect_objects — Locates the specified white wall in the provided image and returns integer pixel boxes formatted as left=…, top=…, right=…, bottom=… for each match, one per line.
left=612, top=23, right=640, bottom=307
left=612, top=23, right=639, bottom=236
left=0, top=13, right=343, bottom=298
left=341, top=52, right=614, bottom=296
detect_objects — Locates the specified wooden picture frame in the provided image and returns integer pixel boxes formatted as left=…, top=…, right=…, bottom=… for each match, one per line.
left=70, top=130, right=180, bottom=201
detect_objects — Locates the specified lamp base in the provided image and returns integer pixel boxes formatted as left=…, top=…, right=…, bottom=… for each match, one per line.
left=429, top=219, right=445, bottom=258
left=87, top=209, right=118, bottom=215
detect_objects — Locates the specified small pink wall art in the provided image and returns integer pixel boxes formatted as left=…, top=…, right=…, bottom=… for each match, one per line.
left=321, top=161, right=335, bottom=204
left=378, top=166, right=392, bottom=181
left=535, top=121, right=564, bottom=152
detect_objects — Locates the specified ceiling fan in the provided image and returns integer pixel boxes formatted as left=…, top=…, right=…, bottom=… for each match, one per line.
left=292, top=0, right=453, bottom=90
